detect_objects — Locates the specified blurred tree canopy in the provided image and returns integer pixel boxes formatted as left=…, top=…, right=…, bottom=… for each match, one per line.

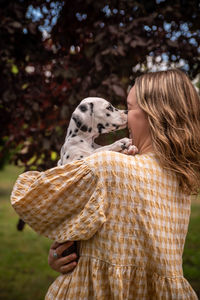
left=0, top=0, right=199, bottom=170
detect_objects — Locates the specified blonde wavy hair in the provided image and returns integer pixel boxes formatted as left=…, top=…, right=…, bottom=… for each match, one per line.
left=134, top=69, right=200, bottom=195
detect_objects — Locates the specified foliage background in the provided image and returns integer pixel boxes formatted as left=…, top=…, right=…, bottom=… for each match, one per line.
left=0, top=0, right=200, bottom=170
left=0, top=0, right=200, bottom=299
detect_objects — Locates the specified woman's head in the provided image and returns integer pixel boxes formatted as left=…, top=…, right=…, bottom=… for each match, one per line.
left=127, top=86, right=153, bottom=154
left=132, top=68, right=200, bottom=195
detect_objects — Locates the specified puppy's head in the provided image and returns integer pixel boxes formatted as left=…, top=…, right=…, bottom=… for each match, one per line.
left=71, top=97, right=127, bottom=137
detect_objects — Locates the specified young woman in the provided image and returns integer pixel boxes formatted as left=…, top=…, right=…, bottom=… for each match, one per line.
left=11, top=69, right=200, bottom=299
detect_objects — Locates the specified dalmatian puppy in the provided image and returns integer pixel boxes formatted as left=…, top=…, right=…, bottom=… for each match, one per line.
left=58, top=97, right=138, bottom=166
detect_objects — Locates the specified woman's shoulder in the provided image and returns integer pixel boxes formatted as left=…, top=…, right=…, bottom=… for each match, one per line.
left=84, top=151, right=158, bottom=173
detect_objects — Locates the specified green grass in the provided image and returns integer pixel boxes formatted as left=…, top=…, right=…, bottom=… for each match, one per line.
left=0, top=165, right=200, bottom=299
left=183, top=203, right=200, bottom=297
left=0, top=165, right=57, bottom=300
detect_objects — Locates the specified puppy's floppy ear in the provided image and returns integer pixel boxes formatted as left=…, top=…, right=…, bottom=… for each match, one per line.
left=72, top=113, right=89, bottom=132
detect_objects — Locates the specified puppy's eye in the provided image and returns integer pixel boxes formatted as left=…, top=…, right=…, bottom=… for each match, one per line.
left=79, top=104, right=88, bottom=112
left=106, top=105, right=114, bottom=112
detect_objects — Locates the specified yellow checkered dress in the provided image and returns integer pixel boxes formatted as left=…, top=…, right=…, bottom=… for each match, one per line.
left=11, top=151, right=198, bottom=299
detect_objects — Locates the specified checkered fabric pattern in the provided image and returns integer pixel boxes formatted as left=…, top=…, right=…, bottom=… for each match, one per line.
left=11, top=151, right=198, bottom=299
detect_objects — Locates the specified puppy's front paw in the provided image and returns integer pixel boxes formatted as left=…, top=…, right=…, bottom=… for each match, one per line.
left=123, top=145, right=139, bottom=156
left=110, top=138, right=132, bottom=152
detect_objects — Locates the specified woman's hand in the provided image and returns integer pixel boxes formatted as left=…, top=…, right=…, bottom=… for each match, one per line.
left=48, top=241, right=78, bottom=274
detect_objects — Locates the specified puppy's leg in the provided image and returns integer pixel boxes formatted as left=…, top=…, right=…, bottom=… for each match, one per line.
left=121, top=144, right=139, bottom=155
left=93, top=138, right=133, bottom=153
left=92, top=142, right=102, bottom=150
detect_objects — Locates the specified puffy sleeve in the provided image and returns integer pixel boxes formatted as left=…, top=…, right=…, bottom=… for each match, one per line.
left=11, top=160, right=107, bottom=243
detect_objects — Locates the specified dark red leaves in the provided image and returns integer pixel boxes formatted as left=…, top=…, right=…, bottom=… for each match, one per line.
left=0, top=0, right=199, bottom=170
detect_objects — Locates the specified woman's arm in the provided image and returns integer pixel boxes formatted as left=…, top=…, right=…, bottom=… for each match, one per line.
left=48, top=241, right=78, bottom=274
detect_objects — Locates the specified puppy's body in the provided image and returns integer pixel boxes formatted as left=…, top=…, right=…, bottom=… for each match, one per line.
left=58, top=97, right=133, bottom=166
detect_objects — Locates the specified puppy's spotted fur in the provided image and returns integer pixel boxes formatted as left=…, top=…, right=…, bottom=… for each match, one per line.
left=58, top=97, right=132, bottom=165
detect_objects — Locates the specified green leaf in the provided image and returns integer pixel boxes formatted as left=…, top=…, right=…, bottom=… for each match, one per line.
left=11, top=65, right=19, bottom=74
left=51, top=151, right=58, bottom=161
left=22, top=83, right=29, bottom=90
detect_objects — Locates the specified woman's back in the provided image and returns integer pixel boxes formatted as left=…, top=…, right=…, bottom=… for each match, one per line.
left=11, top=68, right=200, bottom=299
left=44, top=151, right=197, bottom=299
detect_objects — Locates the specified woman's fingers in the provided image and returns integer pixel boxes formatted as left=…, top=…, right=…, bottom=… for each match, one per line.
left=57, top=253, right=78, bottom=267
left=48, top=241, right=78, bottom=274
left=50, top=241, right=63, bottom=250
left=60, top=261, right=77, bottom=274
left=54, top=241, right=74, bottom=257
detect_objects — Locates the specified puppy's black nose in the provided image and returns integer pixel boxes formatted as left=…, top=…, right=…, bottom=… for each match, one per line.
left=124, top=110, right=128, bottom=114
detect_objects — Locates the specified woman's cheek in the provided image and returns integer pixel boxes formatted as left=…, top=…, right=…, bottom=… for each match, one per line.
left=128, top=111, right=136, bottom=138
left=128, top=109, right=147, bottom=137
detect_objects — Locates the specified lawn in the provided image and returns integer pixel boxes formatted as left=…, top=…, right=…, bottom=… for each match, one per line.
left=0, top=165, right=200, bottom=299
left=0, top=165, right=57, bottom=300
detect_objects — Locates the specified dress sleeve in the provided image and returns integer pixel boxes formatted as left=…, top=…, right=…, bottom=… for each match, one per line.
left=11, top=160, right=107, bottom=243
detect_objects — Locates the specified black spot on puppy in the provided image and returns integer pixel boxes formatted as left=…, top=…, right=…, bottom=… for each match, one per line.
left=72, top=134, right=76, bottom=137
left=112, top=124, right=119, bottom=129
left=97, top=123, right=105, bottom=134
left=80, top=140, right=84, bottom=142
left=69, top=130, right=72, bottom=135
left=81, top=125, right=88, bottom=132
left=66, top=155, right=70, bottom=159
left=72, top=116, right=82, bottom=128
left=106, top=113, right=111, bottom=117
left=88, top=127, right=92, bottom=132
left=121, top=144, right=127, bottom=150
left=106, top=123, right=109, bottom=127
left=79, top=104, right=88, bottom=112
left=80, top=155, right=83, bottom=158
left=72, top=115, right=88, bottom=132
left=89, top=103, right=94, bottom=116
left=106, top=105, right=114, bottom=112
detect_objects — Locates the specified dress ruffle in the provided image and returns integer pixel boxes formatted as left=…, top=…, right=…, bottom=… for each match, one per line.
left=45, top=256, right=197, bottom=300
